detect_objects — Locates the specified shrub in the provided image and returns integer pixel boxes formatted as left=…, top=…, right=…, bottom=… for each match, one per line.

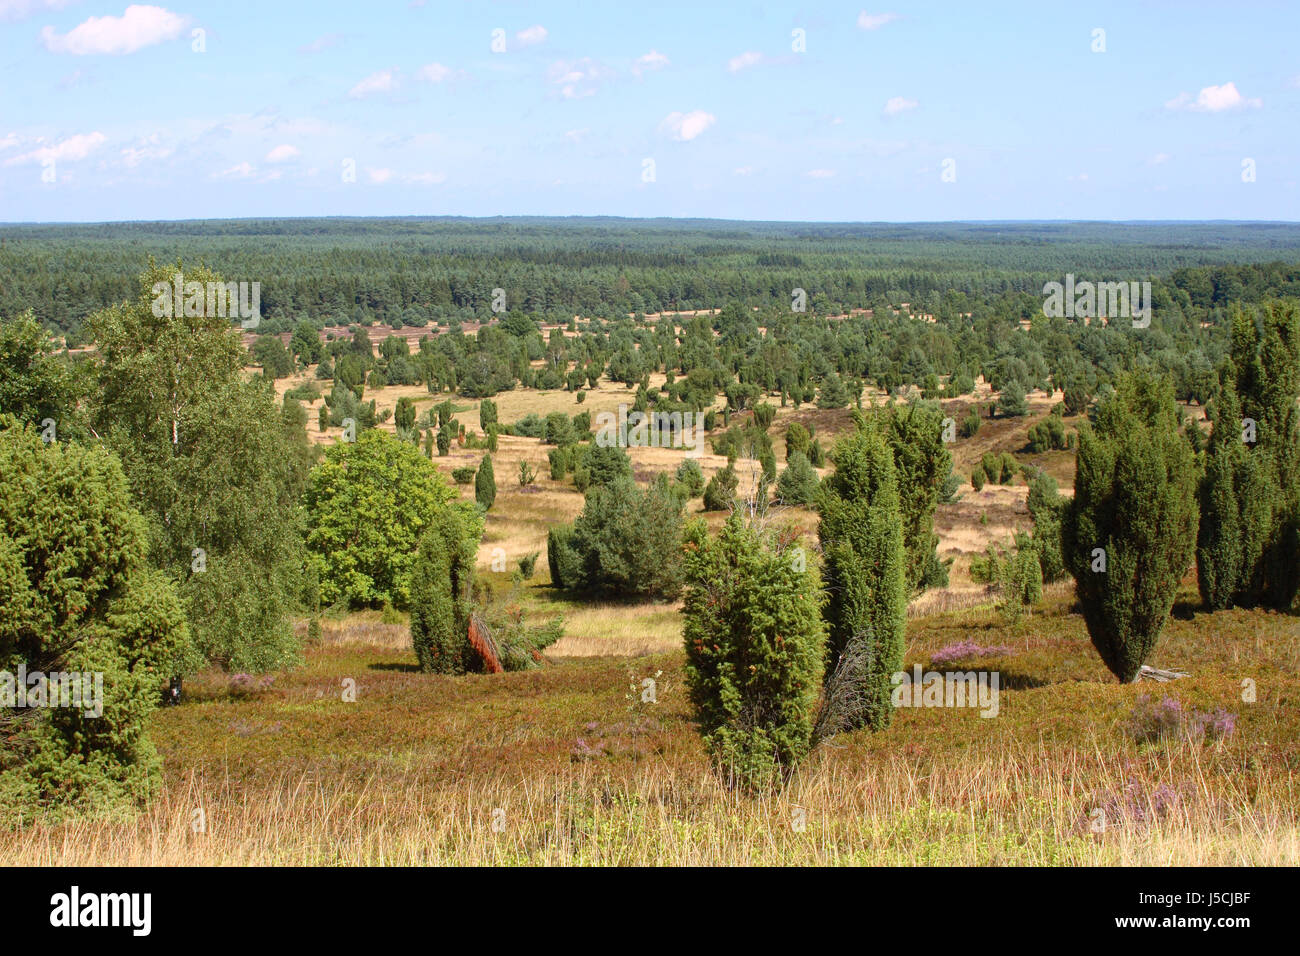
left=999, top=545, right=1043, bottom=623
left=582, top=443, right=632, bottom=487
left=546, top=525, right=583, bottom=589
left=752, top=401, right=776, bottom=430
left=518, top=551, right=539, bottom=579
left=776, top=450, right=820, bottom=506
left=784, top=422, right=811, bottom=460
left=876, top=404, right=951, bottom=593
left=475, top=455, right=496, bottom=510
left=816, top=425, right=907, bottom=732
left=682, top=515, right=826, bottom=791
left=479, top=398, right=498, bottom=431
left=565, top=478, right=685, bottom=599
left=518, top=459, right=537, bottom=487
left=1062, top=373, right=1199, bottom=682
left=451, top=465, right=476, bottom=484
left=971, top=467, right=986, bottom=491
left=998, top=380, right=1029, bottom=417
left=958, top=406, right=982, bottom=438
left=304, top=430, right=457, bottom=608
left=675, top=458, right=706, bottom=498
left=703, top=462, right=739, bottom=511
left=1021, top=470, right=1065, bottom=583
left=548, top=446, right=569, bottom=480
left=0, top=421, right=189, bottom=822
left=409, top=504, right=481, bottom=673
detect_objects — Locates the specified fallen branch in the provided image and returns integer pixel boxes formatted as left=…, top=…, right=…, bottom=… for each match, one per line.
left=1139, top=664, right=1189, bottom=682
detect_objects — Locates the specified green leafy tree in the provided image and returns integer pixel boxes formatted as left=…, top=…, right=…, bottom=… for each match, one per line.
left=682, top=515, right=826, bottom=791
left=89, top=262, right=309, bottom=673
left=0, top=421, right=189, bottom=822
left=1026, top=469, right=1067, bottom=583
left=1062, top=373, right=1199, bottom=682
left=0, top=311, right=79, bottom=430
left=303, top=429, right=456, bottom=608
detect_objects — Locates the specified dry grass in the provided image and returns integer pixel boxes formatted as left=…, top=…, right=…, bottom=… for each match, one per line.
left=5, top=585, right=1297, bottom=866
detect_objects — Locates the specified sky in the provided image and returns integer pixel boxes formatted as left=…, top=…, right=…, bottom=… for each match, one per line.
left=0, top=0, right=1296, bottom=223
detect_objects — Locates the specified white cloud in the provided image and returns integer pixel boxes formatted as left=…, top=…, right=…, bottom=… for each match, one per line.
left=883, top=95, right=918, bottom=115
left=1165, top=81, right=1261, bottom=112
left=857, top=11, right=898, bottom=30
left=41, top=5, right=186, bottom=55
left=119, top=134, right=172, bottom=167
left=806, top=168, right=835, bottom=178
left=298, top=33, right=343, bottom=55
left=728, top=51, right=764, bottom=73
left=0, top=0, right=73, bottom=24
left=367, top=167, right=393, bottom=184
left=548, top=58, right=611, bottom=99
left=406, top=171, right=446, bottom=185
left=515, top=24, right=547, bottom=47
left=564, top=128, right=589, bottom=143
left=349, top=69, right=399, bottom=98
left=659, top=110, right=716, bottom=142
left=214, top=161, right=255, bottom=180
left=419, top=62, right=452, bottom=83
left=265, top=144, right=300, bottom=163
left=0, top=132, right=19, bottom=152
left=633, top=49, right=669, bottom=76
left=1148, top=152, right=1171, bottom=165
left=734, top=165, right=755, bottom=176
left=4, top=131, right=105, bottom=166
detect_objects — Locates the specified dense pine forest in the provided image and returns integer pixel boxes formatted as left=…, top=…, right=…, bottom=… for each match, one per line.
left=5, top=218, right=1300, bottom=340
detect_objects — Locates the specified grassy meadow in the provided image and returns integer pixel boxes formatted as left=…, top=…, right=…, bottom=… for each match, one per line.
left=6, top=369, right=1296, bottom=866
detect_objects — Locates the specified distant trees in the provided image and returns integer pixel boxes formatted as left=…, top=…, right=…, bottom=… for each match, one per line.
left=682, top=515, right=825, bottom=791
left=816, top=424, right=907, bottom=732
left=1063, top=372, right=1199, bottom=682
left=0, top=421, right=189, bottom=821
left=303, top=429, right=457, bottom=609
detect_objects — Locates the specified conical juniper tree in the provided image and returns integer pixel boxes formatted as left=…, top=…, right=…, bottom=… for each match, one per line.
left=682, top=514, right=825, bottom=791
left=1062, top=372, right=1199, bottom=683
left=1204, top=302, right=1300, bottom=610
left=816, top=423, right=907, bottom=731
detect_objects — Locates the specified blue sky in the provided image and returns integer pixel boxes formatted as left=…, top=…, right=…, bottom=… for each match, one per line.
left=1, top=0, right=1296, bottom=223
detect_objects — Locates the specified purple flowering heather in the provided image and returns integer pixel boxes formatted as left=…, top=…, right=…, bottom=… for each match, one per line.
left=930, top=640, right=1016, bottom=665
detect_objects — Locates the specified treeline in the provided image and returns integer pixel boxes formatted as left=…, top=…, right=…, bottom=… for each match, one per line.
left=4, top=218, right=1300, bottom=339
